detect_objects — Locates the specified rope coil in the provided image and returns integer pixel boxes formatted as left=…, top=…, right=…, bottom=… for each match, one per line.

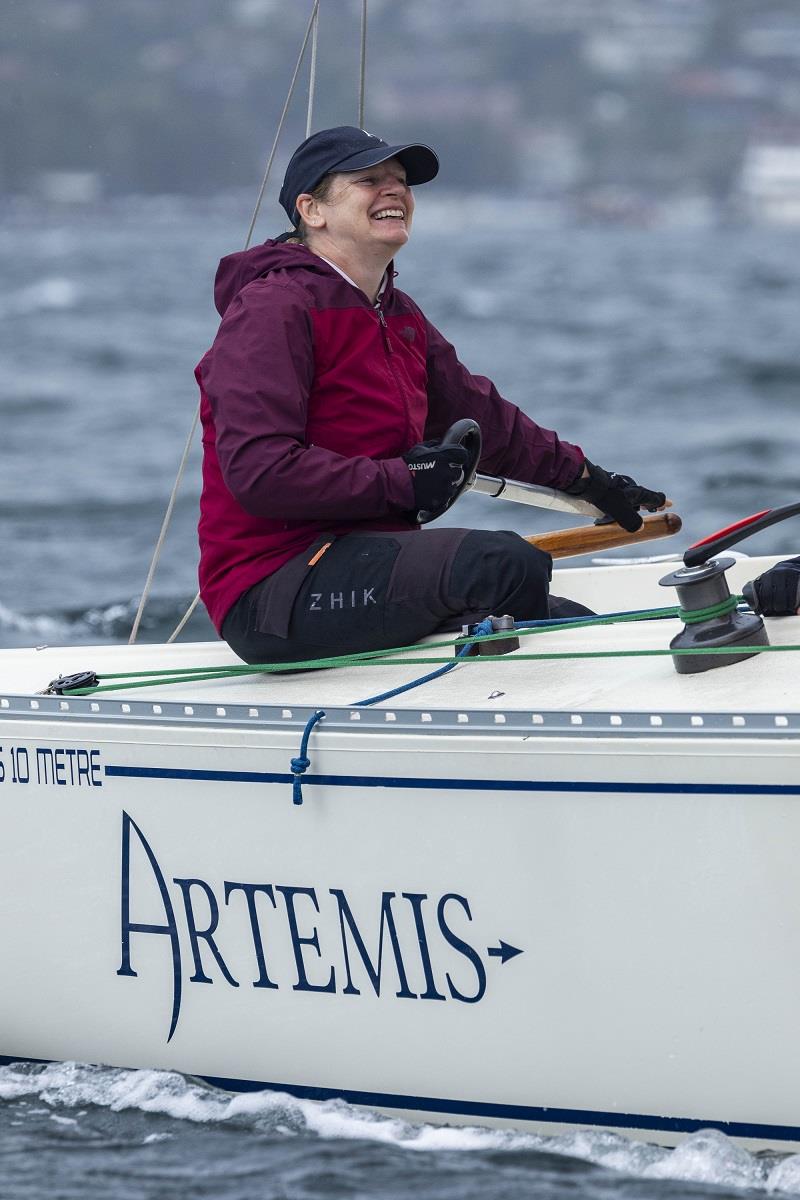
left=678, top=596, right=739, bottom=625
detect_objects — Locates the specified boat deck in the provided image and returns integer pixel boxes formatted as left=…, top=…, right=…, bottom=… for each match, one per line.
left=2, top=556, right=798, bottom=719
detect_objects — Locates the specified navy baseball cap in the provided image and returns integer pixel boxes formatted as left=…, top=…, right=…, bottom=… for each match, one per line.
left=279, top=125, right=439, bottom=226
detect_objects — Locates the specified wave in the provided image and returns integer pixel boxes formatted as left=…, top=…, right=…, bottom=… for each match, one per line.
left=724, top=355, right=800, bottom=389
left=0, top=492, right=197, bottom=521
left=1, top=1061, right=798, bottom=1193
left=0, top=394, right=69, bottom=417
left=1, top=277, right=82, bottom=316
left=0, top=595, right=208, bottom=645
left=0, top=598, right=132, bottom=641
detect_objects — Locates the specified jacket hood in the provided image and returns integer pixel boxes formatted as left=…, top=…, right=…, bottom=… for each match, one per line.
left=213, top=240, right=335, bottom=316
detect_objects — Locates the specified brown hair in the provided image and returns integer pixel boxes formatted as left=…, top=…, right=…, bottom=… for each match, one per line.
left=292, top=174, right=337, bottom=242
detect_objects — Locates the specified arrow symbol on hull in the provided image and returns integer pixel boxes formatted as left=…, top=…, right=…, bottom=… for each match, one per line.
left=487, top=940, right=523, bottom=964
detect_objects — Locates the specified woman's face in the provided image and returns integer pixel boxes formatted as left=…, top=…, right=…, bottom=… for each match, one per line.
left=305, top=157, right=415, bottom=257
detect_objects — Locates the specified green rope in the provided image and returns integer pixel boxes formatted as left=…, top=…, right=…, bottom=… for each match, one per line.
left=61, top=642, right=800, bottom=697
left=59, top=596, right=789, bottom=697
left=334, top=644, right=798, bottom=664
left=678, top=596, right=739, bottom=624
left=63, top=605, right=685, bottom=693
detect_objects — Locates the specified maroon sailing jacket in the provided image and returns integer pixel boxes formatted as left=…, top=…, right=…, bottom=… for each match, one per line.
left=196, top=241, right=584, bottom=631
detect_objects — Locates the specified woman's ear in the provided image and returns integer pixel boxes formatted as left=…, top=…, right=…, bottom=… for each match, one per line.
left=296, top=193, right=325, bottom=229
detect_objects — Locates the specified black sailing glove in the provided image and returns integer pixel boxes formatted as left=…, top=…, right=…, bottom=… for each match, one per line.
left=565, top=460, right=666, bottom=533
left=742, top=557, right=800, bottom=616
left=403, top=441, right=470, bottom=524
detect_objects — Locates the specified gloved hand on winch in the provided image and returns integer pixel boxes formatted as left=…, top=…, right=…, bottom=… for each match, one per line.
left=742, top=557, right=800, bottom=616
left=565, top=460, right=667, bottom=533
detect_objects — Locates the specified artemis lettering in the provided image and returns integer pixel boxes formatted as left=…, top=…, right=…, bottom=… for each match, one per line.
left=116, top=812, right=496, bottom=1042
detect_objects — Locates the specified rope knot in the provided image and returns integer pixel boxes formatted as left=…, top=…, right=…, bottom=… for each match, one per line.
left=457, top=616, right=495, bottom=658
left=290, top=710, right=325, bottom=806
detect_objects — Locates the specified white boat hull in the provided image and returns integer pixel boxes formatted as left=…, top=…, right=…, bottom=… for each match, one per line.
left=2, top=555, right=800, bottom=1151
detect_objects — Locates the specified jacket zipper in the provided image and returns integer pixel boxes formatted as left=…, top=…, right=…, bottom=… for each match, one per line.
left=375, top=303, right=394, bottom=355
left=374, top=299, right=414, bottom=445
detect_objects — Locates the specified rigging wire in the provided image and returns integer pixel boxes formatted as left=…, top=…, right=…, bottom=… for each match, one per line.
left=358, top=0, right=368, bottom=127
left=130, top=0, right=324, bottom=646
left=167, top=590, right=201, bottom=643
left=128, top=403, right=200, bottom=645
left=306, top=2, right=320, bottom=138
left=243, top=0, right=321, bottom=252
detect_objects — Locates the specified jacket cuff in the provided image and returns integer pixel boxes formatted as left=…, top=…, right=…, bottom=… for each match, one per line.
left=383, top=456, right=416, bottom=511
left=553, top=447, right=586, bottom=491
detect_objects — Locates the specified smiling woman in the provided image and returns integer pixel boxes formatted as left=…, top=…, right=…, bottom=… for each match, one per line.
left=195, top=124, right=665, bottom=666
left=294, top=160, right=416, bottom=299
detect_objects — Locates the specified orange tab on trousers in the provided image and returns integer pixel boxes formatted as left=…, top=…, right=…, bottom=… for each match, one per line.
left=307, top=541, right=333, bottom=567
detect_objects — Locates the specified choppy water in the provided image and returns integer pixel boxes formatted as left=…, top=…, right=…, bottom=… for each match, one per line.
left=2, top=195, right=800, bottom=648
left=2, top=196, right=800, bottom=1195
left=4, top=1061, right=800, bottom=1200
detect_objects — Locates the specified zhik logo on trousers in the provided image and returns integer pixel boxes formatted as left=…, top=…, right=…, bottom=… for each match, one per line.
left=309, top=589, right=377, bottom=611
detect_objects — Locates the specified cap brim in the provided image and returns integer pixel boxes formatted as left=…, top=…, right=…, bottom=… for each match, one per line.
left=334, top=141, right=439, bottom=186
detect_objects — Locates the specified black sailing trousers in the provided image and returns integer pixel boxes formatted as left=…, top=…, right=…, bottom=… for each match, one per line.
left=221, top=527, right=587, bottom=665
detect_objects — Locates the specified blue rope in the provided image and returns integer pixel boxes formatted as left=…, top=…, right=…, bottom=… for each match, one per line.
left=285, top=603, right=707, bottom=804
left=290, top=709, right=325, bottom=805
left=515, top=606, right=674, bottom=629
left=352, top=617, right=495, bottom=707
left=287, top=619, right=495, bottom=804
